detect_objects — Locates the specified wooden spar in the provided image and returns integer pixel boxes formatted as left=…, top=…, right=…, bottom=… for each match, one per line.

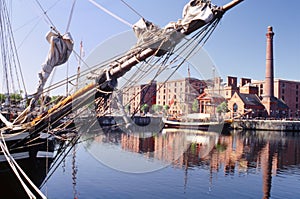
left=27, top=0, right=244, bottom=127
left=30, top=82, right=96, bottom=126
left=109, top=0, right=244, bottom=79
left=222, top=0, right=244, bottom=12
left=110, top=48, right=155, bottom=78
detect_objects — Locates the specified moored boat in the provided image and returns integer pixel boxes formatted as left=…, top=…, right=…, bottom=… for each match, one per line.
left=162, top=117, right=232, bottom=132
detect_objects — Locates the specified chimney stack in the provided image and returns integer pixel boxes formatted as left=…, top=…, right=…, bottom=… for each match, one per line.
left=262, top=26, right=276, bottom=117
left=264, top=26, right=274, bottom=97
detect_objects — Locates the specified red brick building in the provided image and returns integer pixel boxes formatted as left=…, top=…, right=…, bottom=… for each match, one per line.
left=252, top=79, right=300, bottom=117
left=228, top=92, right=266, bottom=118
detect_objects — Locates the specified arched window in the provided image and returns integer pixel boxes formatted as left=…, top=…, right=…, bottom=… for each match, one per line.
left=233, top=103, right=238, bottom=112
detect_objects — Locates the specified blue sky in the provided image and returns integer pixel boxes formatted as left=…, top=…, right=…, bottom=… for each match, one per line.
left=7, top=0, right=300, bottom=94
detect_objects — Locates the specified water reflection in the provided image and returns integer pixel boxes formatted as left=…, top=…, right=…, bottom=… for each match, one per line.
left=82, top=126, right=219, bottom=173
left=82, top=127, right=219, bottom=173
left=82, top=126, right=300, bottom=198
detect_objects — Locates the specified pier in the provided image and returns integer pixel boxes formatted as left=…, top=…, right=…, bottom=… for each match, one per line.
left=232, top=119, right=300, bottom=131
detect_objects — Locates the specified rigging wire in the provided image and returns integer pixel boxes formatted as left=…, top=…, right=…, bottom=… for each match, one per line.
left=66, top=0, right=76, bottom=33
left=88, top=0, right=133, bottom=28
left=120, top=0, right=144, bottom=19
left=34, top=0, right=57, bottom=30
left=0, top=132, right=47, bottom=199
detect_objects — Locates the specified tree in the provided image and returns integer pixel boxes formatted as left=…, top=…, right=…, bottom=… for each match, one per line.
left=125, top=104, right=131, bottom=114
left=163, top=105, right=170, bottom=114
left=192, top=99, right=199, bottom=113
left=10, top=93, right=22, bottom=101
left=216, top=101, right=229, bottom=114
left=140, top=104, right=149, bottom=114
left=151, top=104, right=163, bottom=113
left=0, top=94, right=5, bottom=103
left=51, top=95, right=64, bottom=104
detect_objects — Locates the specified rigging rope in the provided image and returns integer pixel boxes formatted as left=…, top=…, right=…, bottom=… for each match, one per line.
left=88, top=0, right=133, bottom=28
left=66, top=0, right=76, bottom=33
left=120, top=0, right=144, bottom=19
left=0, top=132, right=47, bottom=199
left=34, top=0, right=57, bottom=30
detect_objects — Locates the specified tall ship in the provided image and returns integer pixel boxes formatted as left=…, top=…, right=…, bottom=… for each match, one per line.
left=0, top=0, right=244, bottom=198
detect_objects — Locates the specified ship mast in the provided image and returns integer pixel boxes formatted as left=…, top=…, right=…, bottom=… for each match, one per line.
left=11, top=0, right=244, bottom=134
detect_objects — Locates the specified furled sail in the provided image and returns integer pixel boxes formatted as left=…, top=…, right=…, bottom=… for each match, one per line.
left=132, top=1, right=223, bottom=58
left=35, top=31, right=73, bottom=105
left=13, top=31, right=73, bottom=124
left=13, top=0, right=243, bottom=130
left=165, top=0, right=222, bottom=35
left=38, top=31, right=73, bottom=90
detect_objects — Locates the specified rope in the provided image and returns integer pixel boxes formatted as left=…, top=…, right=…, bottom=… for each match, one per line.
left=66, top=0, right=77, bottom=33
left=0, top=132, right=47, bottom=199
left=34, top=0, right=56, bottom=29
left=88, top=0, right=133, bottom=28
left=120, top=0, right=144, bottom=19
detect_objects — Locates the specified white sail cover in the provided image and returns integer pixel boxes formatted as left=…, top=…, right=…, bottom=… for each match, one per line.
left=13, top=31, right=74, bottom=124
left=164, top=1, right=215, bottom=33
left=181, top=1, right=214, bottom=27
left=132, top=1, right=215, bottom=56
left=30, top=31, right=73, bottom=107
left=133, top=18, right=161, bottom=47
left=38, top=31, right=73, bottom=89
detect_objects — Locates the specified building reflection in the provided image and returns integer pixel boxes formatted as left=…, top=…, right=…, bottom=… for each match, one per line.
left=87, top=127, right=300, bottom=198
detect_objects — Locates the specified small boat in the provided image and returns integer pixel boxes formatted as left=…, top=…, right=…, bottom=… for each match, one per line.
left=162, top=117, right=232, bottom=132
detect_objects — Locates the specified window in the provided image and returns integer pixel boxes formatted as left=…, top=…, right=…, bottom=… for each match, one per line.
left=233, top=103, right=238, bottom=112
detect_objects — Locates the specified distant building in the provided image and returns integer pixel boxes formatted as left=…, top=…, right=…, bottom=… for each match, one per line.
left=122, top=78, right=206, bottom=115
left=197, top=92, right=225, bottom=116
left=228, top=92, right=266, bottom=118
left=122, top=81, right=157, bottom=114
left=156, top=77, right=206, bottom=115
left=252, top=79, right=300, bottom=117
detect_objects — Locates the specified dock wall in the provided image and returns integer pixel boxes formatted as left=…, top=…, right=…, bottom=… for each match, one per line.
left=232, top=119, right=300, bottom=131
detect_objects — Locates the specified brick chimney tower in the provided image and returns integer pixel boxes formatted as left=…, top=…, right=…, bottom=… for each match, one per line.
left=265, top=26, right=274, bottom=98
left=262, top=26, right=276, bottom=116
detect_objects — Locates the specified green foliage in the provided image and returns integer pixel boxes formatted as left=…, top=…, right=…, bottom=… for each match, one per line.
left=0, top=93, right=5, bottom=103
left=140, top=104, right=149, bottom=113
left=10, top=93, right=22, bottom=101
left=192, top=99, right=199, bottom=113
left=51, top=95, right=64, bottom=103
left=163, top=105, right=170, bottom=110
left=151, top=104, right=163, bottom=113
left=215, top=143, right=227, bottom=152
left=125, top=104, right=131, bottom=113
left=216, top=101, right=229, bottom=114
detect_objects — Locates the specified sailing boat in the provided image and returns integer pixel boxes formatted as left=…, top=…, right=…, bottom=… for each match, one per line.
left=0, top=0, right=243, bottom=197
left=0, top=0, right=243, bottom=157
